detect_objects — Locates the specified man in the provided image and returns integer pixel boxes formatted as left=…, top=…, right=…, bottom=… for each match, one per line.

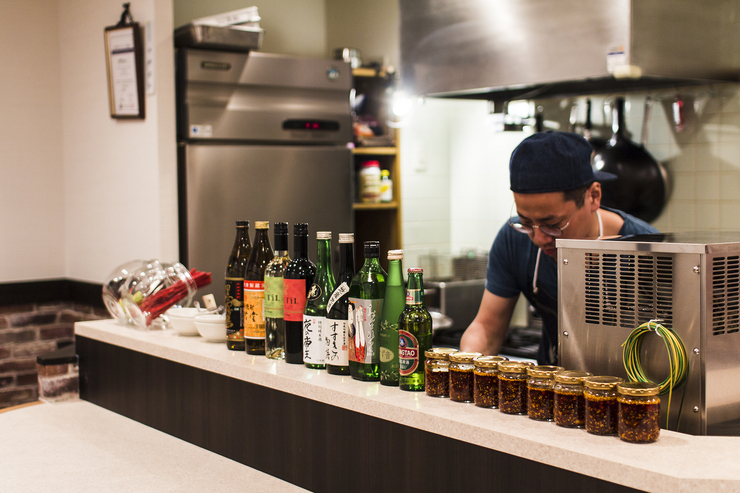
left=460, top=130, right=658, bottom=365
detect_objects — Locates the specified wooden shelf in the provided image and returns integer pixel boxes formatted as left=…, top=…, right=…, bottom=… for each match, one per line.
left=353, top=201, right=399, bottom=211
left=352, top=147, right=397, bottom=156
left=352, top=67, right=386, bottom=78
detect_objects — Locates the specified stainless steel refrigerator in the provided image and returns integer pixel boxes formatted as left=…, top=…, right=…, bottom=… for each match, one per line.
left=176, top=48, right=354, bottom=304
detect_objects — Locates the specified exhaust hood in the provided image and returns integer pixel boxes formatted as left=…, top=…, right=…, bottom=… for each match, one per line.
left=400, top=0, right=740, bottom=101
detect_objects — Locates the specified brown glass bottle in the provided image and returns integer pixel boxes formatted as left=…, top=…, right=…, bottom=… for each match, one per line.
left=225, top=220, right=251, bottom=351
left=244, top=221, right=274, bottom=355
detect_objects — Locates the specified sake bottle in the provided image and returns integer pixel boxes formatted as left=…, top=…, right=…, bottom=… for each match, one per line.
left=379, top=249, right=404, bottom=386
left=303, top=231, right=335, bottom=369
left=325, top=233, right=355, bottom=375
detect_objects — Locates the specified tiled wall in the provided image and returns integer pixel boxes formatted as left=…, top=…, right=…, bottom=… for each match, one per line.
left=400, top=83, right=740, bottom=274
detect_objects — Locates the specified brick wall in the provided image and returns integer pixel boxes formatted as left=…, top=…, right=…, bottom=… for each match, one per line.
left=0, top=303, right=106, bottom=409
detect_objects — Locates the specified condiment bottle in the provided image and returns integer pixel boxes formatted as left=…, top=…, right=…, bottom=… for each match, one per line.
left=225, top=220, right=251, bottom=351
left=553, top=370, right=593, bottom=428
left=526, top=365, right=563, bottom=421
left=379, top=250, right=404, bottom=386
left=424, top=348, right=457, bottom=397
left=398, top=268, right=433, bottom=392
left=584, top=376, right=623, bottom=436
left=473, top=355, right=508, bottom=408
left=448, top=352, right=482, bottom=402
left=325, top=233, right=355, bottom=375
left=498, top=361, right=534, bottom=414
left=264, top=222, right=290, bottom=360
left=244, top=221, right=274, bottom=355
left=303, top=231, right=335, bottom=369
left=617, top=382, right=660, bottom=443
left=358, top=160, right=381, bottom=203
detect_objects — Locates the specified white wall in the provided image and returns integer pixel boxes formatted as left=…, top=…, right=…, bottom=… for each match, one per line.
left=0, top=1, right=65, bottom=282
left=325, top=0, right=399, bottom=68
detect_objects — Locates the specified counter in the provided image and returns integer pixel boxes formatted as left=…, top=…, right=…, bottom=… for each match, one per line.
left=75, top=320, right=740, bottom=492
left=0, top=400, right=306, bottom=492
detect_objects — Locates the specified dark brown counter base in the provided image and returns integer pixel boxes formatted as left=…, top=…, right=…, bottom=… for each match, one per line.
left=77, top=335, right=639, bottom=493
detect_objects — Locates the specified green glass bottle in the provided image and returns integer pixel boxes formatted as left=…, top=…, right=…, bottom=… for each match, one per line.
left=303, top=231, right=335, bottom=370
left=348, top=241, right=387, bottom=381
left=379, top=249, right=404, bottom=386
left=398, top=268, right=433, bottom=391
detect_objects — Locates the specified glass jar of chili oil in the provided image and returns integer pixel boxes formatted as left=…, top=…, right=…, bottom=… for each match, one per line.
left=584, top=376, right=623, bottom=436
left=617, top=382, right=661, bottom=443
left=526, top=365, right=563, bottom=421
left=424, top=348, right=457, bottom=398
left=473, top=355, right=508, bottom=408
left=448, top=352, right=481, bottom=402
left=553, top=370, right=592, bottom=428
left=498, top=361, right=534, bottom=415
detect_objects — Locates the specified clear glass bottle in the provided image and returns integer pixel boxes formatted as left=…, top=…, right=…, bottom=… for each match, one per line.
left=303, top=232, right=335, bottom=370
left=264, top=222, right=290, bottom=360
left=473, top=355, right=508, bottom=408
left=424, top=348, right=457, bottom=398
left=225, top=220, right=251, bottom=351
left=325, top=233, right=355, bottom=375
left=448, top=352, right=482, bottom=402
left=244, top=221, right=274, bottom=355
left=398, top=268, right=433, bottom=391
left=584, top=376, right=623, bottom=436
left=348, top=241, right=387, bottom=381
left=526, top=365, right=563, bottom=421
left=498, top=361, right=535, bottom=415
left=617, top=382, right=661, bottom=443
left=553, top=370, right=593, bottom=428
left=379, top=250, right=404, bottom=386
left=283, top=223, right=316, bottom=364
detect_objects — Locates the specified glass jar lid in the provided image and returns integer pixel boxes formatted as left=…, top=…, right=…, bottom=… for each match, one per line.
left=584, top=376, right=624, bottom=390
left=527, top=365, right=564, bottom=378
left=498, top=361, right=534, bottom=373
left=617, top=381, right=660, bottom=396
left=474, top=355, right=508, bottom=368
left=425, top=347, right=458, bottom=360
left=554, top=370, right=593, bottom=383
left=448, top=351, right=482, bottom=363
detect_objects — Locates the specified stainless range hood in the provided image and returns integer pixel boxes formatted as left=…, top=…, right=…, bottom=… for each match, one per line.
left=400, top=0, right=740, bottom=101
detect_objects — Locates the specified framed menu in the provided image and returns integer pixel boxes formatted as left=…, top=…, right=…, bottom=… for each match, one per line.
left=104, top=23, right=145, bottom=119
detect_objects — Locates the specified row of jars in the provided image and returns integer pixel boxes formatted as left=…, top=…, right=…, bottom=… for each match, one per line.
left=424, top=349, right=660, bottom=444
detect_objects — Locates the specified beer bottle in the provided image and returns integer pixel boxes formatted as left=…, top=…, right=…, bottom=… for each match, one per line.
left=379, top=249, right=404, bottom=386
left=303, top=231, right=335, bottom=369
left=244, top=221, right=274, bottom=355
left=398, top=268, right=433, bottom=391
left=325, top=233, right=355, bottom=375
left=225, top=221, right=251, bottom=351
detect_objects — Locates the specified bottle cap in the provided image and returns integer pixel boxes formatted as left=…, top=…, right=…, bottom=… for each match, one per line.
left=274, top=222, right=288, bottom=235
left=236, top=220, right=250, bottom=227
left=338, top=233, right=354, bottom=243
left=381, top=169, right=390, bottom=177
left=317, top=231, right=331, bottom=240
left=361, top=160, right=380, bottom=168
left=364, top=241, right=380, bottom=257
left=294, top=223, right=309, bottom=236
left=255, top=221, right=269, bottom=229
left=387, top=249, right=403, bottom=260
left=408, top=267, right=423, bottom=273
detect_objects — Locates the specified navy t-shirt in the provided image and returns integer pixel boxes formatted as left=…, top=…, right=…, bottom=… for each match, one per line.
left=486, top=207, right=658, bottom=364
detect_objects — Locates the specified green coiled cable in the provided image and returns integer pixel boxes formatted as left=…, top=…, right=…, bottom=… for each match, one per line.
left=622, top=320, right=689, bottom=429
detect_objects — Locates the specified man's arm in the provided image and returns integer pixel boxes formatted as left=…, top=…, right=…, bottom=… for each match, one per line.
left=459, top=290, right=518, bottom=356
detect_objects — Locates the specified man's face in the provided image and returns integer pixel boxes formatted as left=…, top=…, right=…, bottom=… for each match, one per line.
left=513, top=189, right=596, bottom=259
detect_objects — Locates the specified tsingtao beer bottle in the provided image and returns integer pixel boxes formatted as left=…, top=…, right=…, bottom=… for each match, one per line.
left=379, top=249, right=404, bottom=386
left=244, top=221, right=274, bottom=355
left=264, top=222, right=290, bottom=360
left=325, top=233, right=355, bottom=375
left=225, top=221, right=251, bottom=351
left=303, top=232, right=335, bottom=370
left=283, top=223, right=316, bottom=364
left=398, top=268, right=433, bottom=391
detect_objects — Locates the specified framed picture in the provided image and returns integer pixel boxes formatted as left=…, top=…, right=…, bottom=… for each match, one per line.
left=104, top=23, right=145, bottom=119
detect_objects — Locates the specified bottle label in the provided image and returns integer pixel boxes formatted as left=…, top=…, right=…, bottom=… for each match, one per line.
left=244, top=280, right=265, bottom=339
left=398, top=330, right=420, bottom=376
left=264, top=277, right=283, bottom=319
left=379, top=320, right=398, bottom=364
left=303, top=315, right=325, bottom=364
left=307, top=283, right=322, bottom=302
left=283, top=278, right=307, bottom=322
left=405, top=288, right=423, bottom=305
left=347, top=297, right=383, bottom=364
left=225, top=277, right=243, bottom=341
left=326, top=282, right=349, bottom=314
left=325, top=319, right=348, bottom=366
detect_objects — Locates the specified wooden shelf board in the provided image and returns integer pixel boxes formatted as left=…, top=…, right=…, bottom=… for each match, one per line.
left=353, top=202, right=398, bottom=211
left=352, top=147, right=397, bottom=156
left=352, top=67, right=386, bottom=78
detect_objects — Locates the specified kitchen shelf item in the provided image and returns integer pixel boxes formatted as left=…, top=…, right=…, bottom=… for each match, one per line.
left=527, top=365, right=563, bottom=421
left=448, top=352, right=481, bottom=402
left=102, top=259, right=148, bottom=324
left=194, top=314, right=227, bottom=342
left=174, top=24, right=263, bottom=52
left=498, top=361, right=534, bottom=415
left=473, top=356, right=508, bottom=408
left=424, top=347, right=456, bottom=398
left=553, top=370, right=592, bottom=428
left=618, top=382, right=661, bottom=443
left=584, top=376, right=623, bottom=436
left=166, top=307, right=201, bottom=336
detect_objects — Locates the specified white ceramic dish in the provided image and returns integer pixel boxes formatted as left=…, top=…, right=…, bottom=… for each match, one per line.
left=166, top=307, right=201, bottom=336
left=194, top=314, right=227, bottom=342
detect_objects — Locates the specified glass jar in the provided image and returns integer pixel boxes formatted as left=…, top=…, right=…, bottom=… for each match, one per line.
left=617, top=382, right=661, bottom=443
left=584, top=376, right=623, bottom=436
left=448, top=352, right=482, bottom=402
left=553, top=370, right=592, bottom=428
left=526, top=365, right=563, bottom=421
left=473, top=355, right=508, bottom=408
left=424, top=348, right=457, bottom=397
left=498, top=361, right=534, bottom=415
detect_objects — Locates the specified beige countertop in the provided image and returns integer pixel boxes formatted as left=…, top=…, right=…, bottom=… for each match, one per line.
left=0, top=398, right=307, bottom=493
left=76, top=319, right=740, bottom=493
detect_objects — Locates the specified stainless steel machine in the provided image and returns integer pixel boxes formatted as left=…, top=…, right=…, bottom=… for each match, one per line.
left=558, top=232, right=740, bottom=436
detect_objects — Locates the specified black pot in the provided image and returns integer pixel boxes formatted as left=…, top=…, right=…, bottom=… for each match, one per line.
left=593, top=97, right=668, bottom=223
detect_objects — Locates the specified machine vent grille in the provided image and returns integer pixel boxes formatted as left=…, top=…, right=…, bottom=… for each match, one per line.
left=584, top=253, right=674, bottom=328
left=712, top=256, right=740, bottom=336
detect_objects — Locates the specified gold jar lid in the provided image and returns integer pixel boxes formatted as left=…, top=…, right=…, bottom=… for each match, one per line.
left=473, top=355, right=508, bottom=368
left=584, top=376, right=624, bottom=390
left=617, top=381, right=660, bottom=396
left=527, top=365, right=564, bottom=378
left=255, top=221, right=269, bottom=229
left=448, top=351, right=482, bottom=363
left=424, top=347, right=458, bottom=360
left=498, top=361, right=534, bottom=373
left=554, top=370, right=593, bottom=383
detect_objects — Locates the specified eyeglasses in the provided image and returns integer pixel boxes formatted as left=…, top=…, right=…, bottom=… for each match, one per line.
left=508, top=190, right=587, bottom=238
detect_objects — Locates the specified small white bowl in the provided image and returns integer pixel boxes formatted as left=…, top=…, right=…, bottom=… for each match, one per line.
left=194, top=314, right=227, bottom=342
left=166, top=307, right=200, bottom=336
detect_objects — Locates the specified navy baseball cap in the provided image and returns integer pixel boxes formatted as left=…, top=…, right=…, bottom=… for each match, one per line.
left=509, top=130, right=617, bottom=194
